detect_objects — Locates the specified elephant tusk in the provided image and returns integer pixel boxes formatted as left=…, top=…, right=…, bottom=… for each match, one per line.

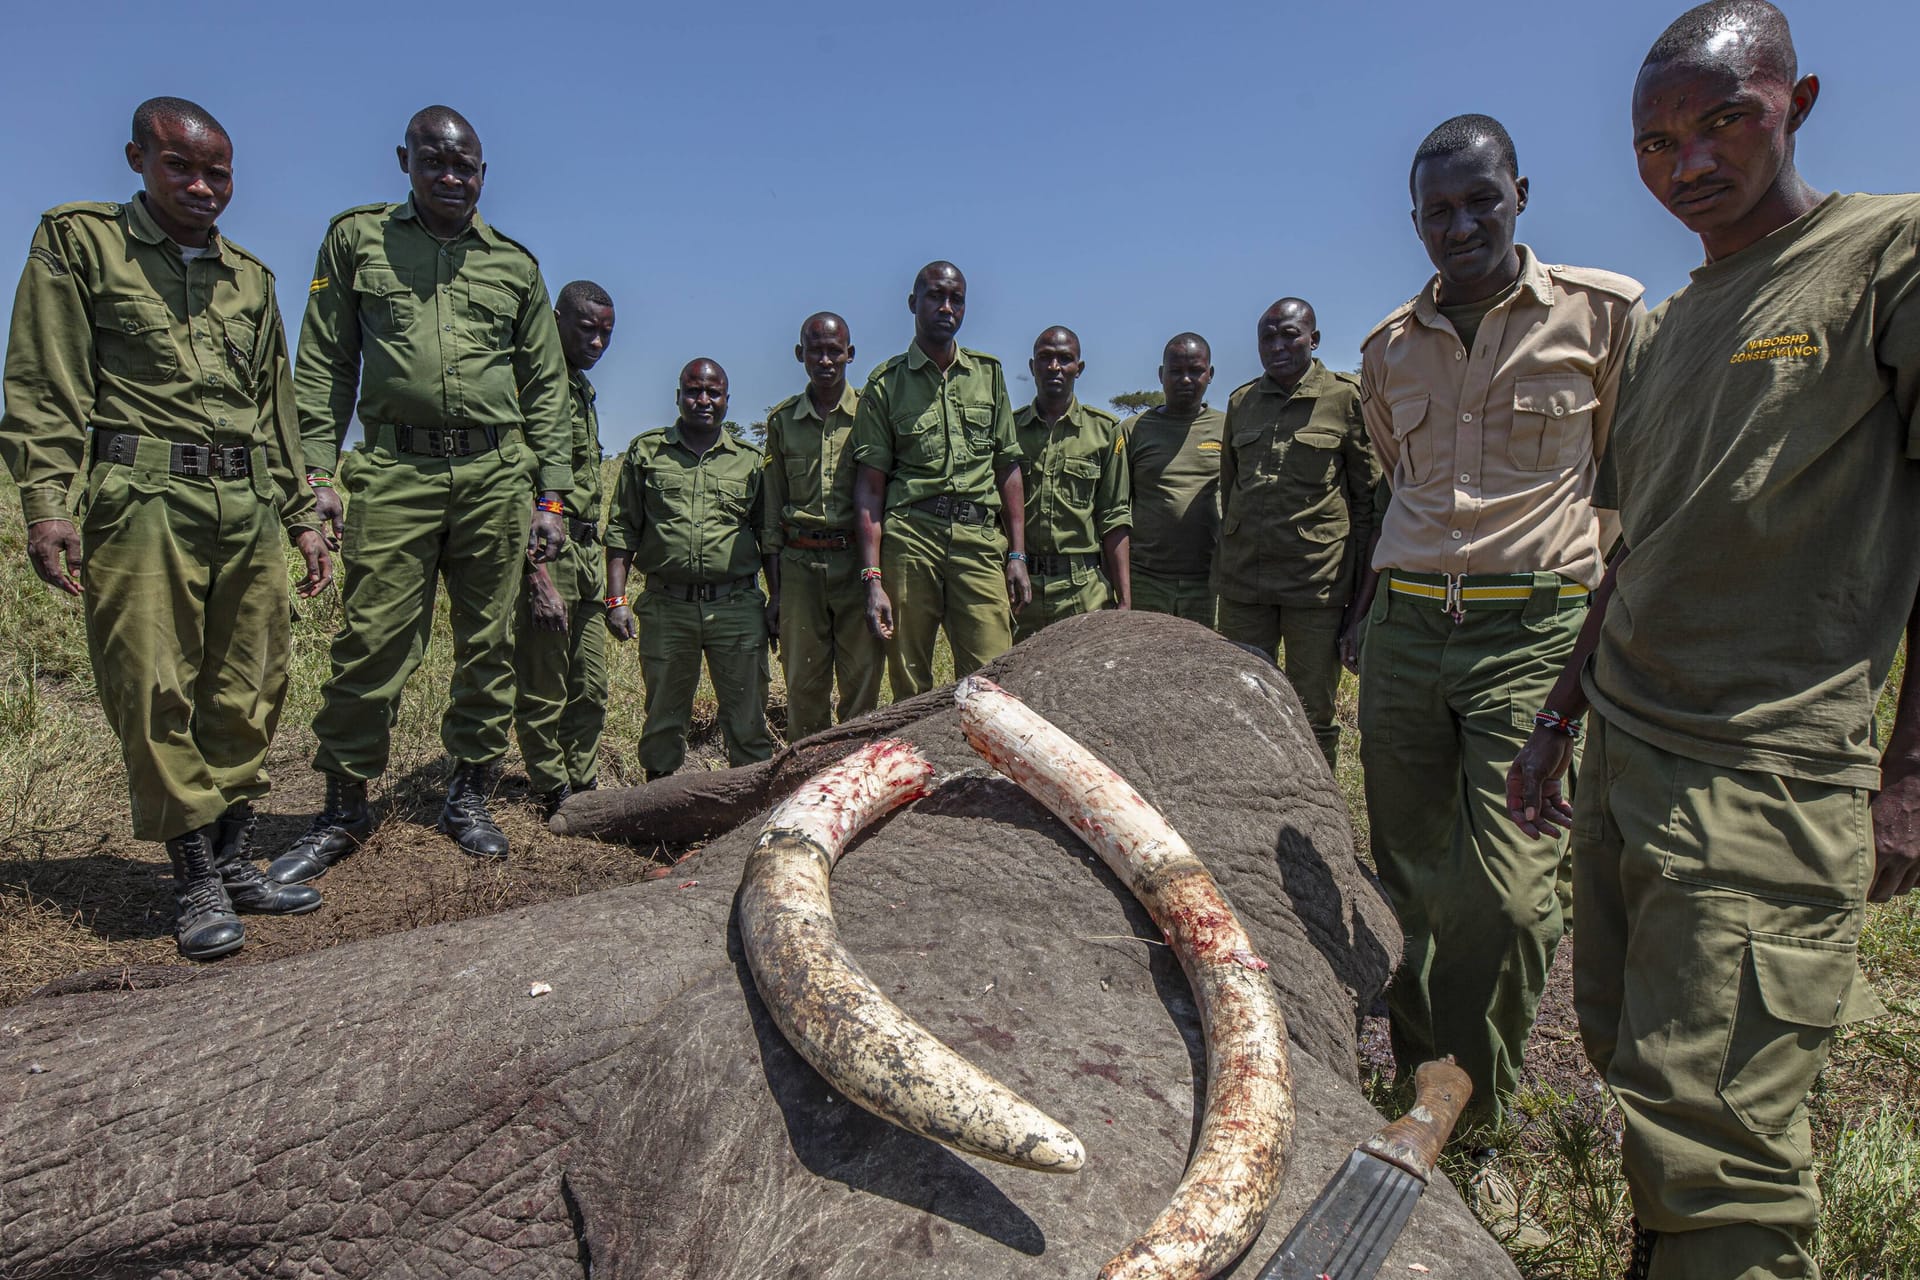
left=956, top=677, right=1295, bottom=1280
left=737, top=738, right=1087, bottom=1173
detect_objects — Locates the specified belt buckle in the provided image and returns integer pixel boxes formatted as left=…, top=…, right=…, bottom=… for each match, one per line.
left=694, top=583, right=717, bottom=602
left=1443, top=573, right=1464, bottom=623
left=176, top=445, right=208, bottom=477
left=426, top=428, right=458, bottom=457
left=217, top=445, right=249, bottom=475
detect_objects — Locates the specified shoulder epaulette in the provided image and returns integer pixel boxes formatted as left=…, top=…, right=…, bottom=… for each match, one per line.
left=486, top=225, right=541, bottom=265
left=1546, top=263, right=1647, bottom=305
left=1228, top=376, right=1262, bottom=402
left=1361, top=298, right=1420, bottom=350
left=43, top=200, right=125, bottom=222
left=866, top=354, right=906, bottom=382
left=960, top=347, right=1002, bottom=367
left=1081, top=403, right=1119, bottom=426
left=219, top=237, right=275, bottom=277
left=627, top=427, right=670, bottom=460
left=768, top=393, right=803, bottom=420
left=1332, top=369, right=1361, bottom=387
left=325, top=202, right=396, bottom=232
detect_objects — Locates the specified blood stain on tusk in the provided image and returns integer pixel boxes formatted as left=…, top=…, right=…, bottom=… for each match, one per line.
left=737, top=738, right=1086, bottom=1173
left=956, top=676, right=1295, bottom=1280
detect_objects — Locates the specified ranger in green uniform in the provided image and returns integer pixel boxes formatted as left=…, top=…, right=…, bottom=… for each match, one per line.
left=762, top=313, right=884, bottom=740
left=852, top=261, right=1031, bottom=695
left=605, top=359, right=774, bottom=779
left=1122, top=333, right=1224, bottom=627
left=1509, top=6, right=1920, bottom=1276
left=269, top=105, right=573, bottom=881
left=514, top=280, right=614, bottom=815
left=1216, top=299, right=1379, bottom=766
left=1011, top=326, right=1130, bottom=642
left=0, top=98, right=329, bottom=959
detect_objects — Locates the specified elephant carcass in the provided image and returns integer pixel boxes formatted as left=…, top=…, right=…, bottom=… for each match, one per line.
left=0, top=611, right=1518, bottom=1279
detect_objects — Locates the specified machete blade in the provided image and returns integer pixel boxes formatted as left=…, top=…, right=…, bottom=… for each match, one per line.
left=1256, top=1149, right=1425, bottom=1280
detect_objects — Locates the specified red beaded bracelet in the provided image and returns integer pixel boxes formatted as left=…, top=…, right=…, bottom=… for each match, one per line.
left=604, top=594, right=629, bottom=609
left=1534, top=708, right=1582, bottom=740
left=536, top=497, right=565, bottom=515
left=859, top=567, right=883, bottom=583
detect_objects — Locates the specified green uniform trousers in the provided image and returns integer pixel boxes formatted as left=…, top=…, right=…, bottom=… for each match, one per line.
left=1356, top=577, right=1584, bottom=1122
left=513, top=537, right=609, bottom=792
left=636, top=587, right=773, bottom=777
left=880, top=508, right=1012, bottom=697
left=1573, top=717, right=1882, bottom=1280
left=1012, top=564, right=1110, bottom=643
left=1219, top=597, right=1345, bottom=766
left=79, top=445, right=290, bottom=842
left=1132, top=568, right=1216, bottom=629
left=313, top=439, right=534, bottom=779
left=778, top=546, right=883, bottom=742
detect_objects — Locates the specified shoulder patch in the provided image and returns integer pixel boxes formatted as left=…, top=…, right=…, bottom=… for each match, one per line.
left=1547, top=262, right=1647, bottom=305
left=1197, top=440, right=1223, bottom=452
left=27, top=244, right=67, bottom=277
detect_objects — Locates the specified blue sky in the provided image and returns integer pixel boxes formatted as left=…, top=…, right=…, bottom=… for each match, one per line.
left=3, top=0, right=1914, bottom=448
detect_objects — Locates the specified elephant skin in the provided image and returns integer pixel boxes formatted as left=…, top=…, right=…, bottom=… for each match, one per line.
left=0, top=610, right=1518, bottom=1279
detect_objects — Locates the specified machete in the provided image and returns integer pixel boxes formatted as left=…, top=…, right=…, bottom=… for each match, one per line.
left=1255, top=1058, right=1473, bottom=1280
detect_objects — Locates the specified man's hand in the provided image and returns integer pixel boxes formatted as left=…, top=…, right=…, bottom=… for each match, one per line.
left=291, top=528, right=333, bottom=598
left=26, top=519, right=84, bottom=596
left=1005, top=558, right=1032, bottom=612
left=607, top=603, right=637, bottom=642
left=309, top=478, right=345, bottom=549
left=1506, top=726, right=1577, bottom=839
left=765, top=593, right=781, bottom=653
left=529, top=569, right=568, bottom=633
left=528, top=502, right=567, bottom=564
left=1338, top=617, right=1363, bottom=674
left=865, top=580, right=895, bottom=641
left=1871, top=761, right=1920, bottom=901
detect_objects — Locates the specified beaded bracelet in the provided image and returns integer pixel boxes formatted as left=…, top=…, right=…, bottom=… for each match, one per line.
left=535, top=497, right=565, bottom=515
left=1534, top=708, right=1583, bottom=740
left=604, top=594, right=629, bottom=609
left=305, top=474, right=334, bottom=489
left=1006, top=551, right=1028, bottom=564
left=859, top=567, right=884, bottom=583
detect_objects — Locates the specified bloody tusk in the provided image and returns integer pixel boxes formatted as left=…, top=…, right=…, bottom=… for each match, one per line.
left=737, top=738, right=1087, bottom=1173
left=956, top=676, right=1294, bottom=1280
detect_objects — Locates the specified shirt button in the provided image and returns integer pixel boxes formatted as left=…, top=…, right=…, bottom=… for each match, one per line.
left=1459, top=472, right=1471, bottom=482
left=446, top=365, right=455, bottom=374
left=1450, top=530, right=1463, bottom=540
left=1454, top=350, right=1464, bottom=361
left=1553, top=405, right=1567, bottom=417
left=217, top=417, right=229, bottom=428
left=443, top=323, right=453, bottom=332
left=1461, top=412, right=1473, bottom=422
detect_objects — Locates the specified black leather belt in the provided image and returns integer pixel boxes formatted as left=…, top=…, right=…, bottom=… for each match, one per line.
left=910, top=495, right=996, bottom=526
left=786, top=526, right=852, bottom=550
left=94, top=431, right=252, bottom=477
left=392, top=424, right=505, bottom=457
left=1029, top=552, right=1100, bottom=576
left=646, top=574, right=758, bottom=602
left=569, top=518, right=599, bottom=545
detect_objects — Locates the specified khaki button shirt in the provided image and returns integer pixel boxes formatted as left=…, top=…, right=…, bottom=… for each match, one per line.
left=849, top=343, right=1018, bottom=511
left=1215, top=361, right=1381, bottom=607
left=761, top=382, right=861, bottom=552
left=1359, top=245, right=1644, bottom=588
left=1012, top=399, right=1130, bottom=558
left=606, top=424, right=765, bottom=586
left=0, top=195, right=314, bottom=532
left=294, top=197, right=573, bottom=494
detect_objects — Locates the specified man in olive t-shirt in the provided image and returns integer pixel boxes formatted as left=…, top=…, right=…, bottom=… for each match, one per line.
left=1508, top=5, right=1920, bottom=1276
left=1122, top=333, right=1223, bottom=627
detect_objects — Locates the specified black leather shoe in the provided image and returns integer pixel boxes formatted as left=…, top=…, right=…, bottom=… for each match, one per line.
left=214, top=804, right=322, bottom=914
left=440, top=762, right=509, bottom=859
left=538, top=783, right=572, bottom=819
left=267, top=777, right=373, bottom=885
left=165, top=825, right=244, bottom=961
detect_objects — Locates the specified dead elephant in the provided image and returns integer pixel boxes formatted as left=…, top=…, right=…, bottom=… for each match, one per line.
left=0, top=610, right=1519, bottom=1279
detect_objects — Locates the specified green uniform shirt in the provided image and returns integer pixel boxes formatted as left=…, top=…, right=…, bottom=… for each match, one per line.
left=293, top=196, right=573, bottom=493
left=1011, top=398, right=1130, bottom=557
left=760, top=381, right=861, bottom=551
left=606, top=423, right=765, bottom=585
left=0, top=195, right=314, bottom=531
left=849, top=343, right=1018, bottom=511
left=1589, top=192, right=1920, bottom=788
left=1215, top=359, right=1381, bottom=606
left=563, top=370, right=604, bottom=524
left=1123, top=405, right=1224, bottom=577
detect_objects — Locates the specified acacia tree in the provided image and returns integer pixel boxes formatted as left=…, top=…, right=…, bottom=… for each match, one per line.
left=1109, top=390, right=1165, bottom=415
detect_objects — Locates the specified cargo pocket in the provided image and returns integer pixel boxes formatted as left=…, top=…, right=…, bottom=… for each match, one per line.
left=93, top=296, right=178, bottom=383
left=1719, top=930, right=1884, bottom=1135
left=1388, top=395, right=1431, bottom=484
left=356, top=266, right=413, bottom=335
left=1510, top=375, right=1597, bottom=471
left=79, top=463, right=168, bottom=537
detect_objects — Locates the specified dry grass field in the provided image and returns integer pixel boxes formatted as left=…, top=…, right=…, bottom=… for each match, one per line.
left=0, top=468, right=1913, bottom=1278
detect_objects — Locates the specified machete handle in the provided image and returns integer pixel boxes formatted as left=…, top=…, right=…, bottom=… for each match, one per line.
left=1358, top=1057, right=1472, bottom=1182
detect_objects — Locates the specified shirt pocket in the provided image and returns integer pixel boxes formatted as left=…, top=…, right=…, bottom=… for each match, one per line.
left=1284, top=426, right=1344, bottom=488
left=711, top=475, right=752, bottom=522
left=467, top=280, right=519, bottom=350
left=92, top=296, right=178, bottom=384
left=356, top=266, right=413, bottom=336
left=222, top=316, right=260, bottom=392
left=1510, top=374, right=1598, bottom=471
left=892, top=403, right=945, bottom=470
left=1054, top=454, right=1102, bottom=511
left=1229, top=423, right=1269, bottom=489
left=961, top=406, right=999, bottom=460
left=644, top=469, right=689, bottom=528
left=1388, top=395, right=1431, bottom=484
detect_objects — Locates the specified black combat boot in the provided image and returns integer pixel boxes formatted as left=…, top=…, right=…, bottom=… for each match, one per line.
left=214, top=803, right=323, bottom=914
left=439, top=761, right=509, bottom=859
left=1624, top=1218, right=1655, bottom=1280
left=267, top=777, right=373, bottom=885
left=165, top=825, right=244, bottom=961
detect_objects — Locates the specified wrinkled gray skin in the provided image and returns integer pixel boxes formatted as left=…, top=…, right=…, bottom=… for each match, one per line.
left=0, top=612, right=1518, bottom=1279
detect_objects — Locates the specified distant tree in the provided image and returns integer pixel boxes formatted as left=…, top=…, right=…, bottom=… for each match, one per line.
left=1109, top=390, right=1165, bottom=415
left=729, top=418, right=768, bottom=448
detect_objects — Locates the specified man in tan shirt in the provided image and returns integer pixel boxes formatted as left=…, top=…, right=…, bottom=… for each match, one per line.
left=1351, top=112, right=1643, bottom=1132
